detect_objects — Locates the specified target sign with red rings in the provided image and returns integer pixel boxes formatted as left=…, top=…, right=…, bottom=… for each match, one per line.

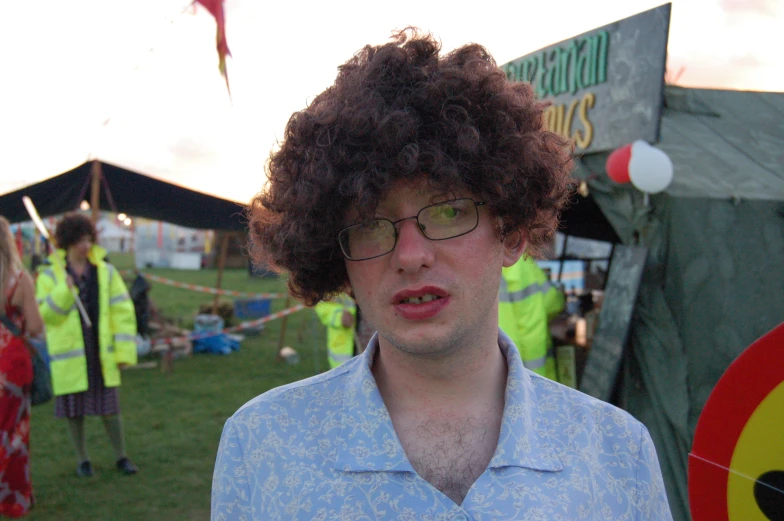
left=689, top=322, right=784, bottom=521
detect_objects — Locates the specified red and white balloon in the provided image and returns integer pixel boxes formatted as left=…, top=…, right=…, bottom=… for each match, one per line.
left=605, top=140, right=674, bottom=194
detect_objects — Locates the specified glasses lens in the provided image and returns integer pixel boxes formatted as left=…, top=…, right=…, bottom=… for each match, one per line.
left=339, top=219, right=396, bottom=260
left=419, top=199, right=478, bottom=240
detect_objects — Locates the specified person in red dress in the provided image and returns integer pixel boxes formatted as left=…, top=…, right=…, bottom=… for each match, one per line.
left=0, top=216, right=45, bottom=517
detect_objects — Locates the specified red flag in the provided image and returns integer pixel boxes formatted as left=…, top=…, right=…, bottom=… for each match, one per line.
left=195, top=0, right=231, bottom=95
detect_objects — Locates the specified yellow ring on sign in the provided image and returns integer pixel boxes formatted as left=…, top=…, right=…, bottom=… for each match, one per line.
left=728, top=381, right=784, bottom=520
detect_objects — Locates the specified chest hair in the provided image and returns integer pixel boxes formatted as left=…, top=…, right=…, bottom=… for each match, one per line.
left=397, top=414, right=500, bottom=505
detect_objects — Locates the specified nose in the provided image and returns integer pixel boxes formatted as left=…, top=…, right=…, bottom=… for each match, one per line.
left=389, top=217, right=435, bottom=274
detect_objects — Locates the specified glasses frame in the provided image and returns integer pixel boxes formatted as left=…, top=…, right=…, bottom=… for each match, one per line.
left=338, top=198, right=487, bottom=261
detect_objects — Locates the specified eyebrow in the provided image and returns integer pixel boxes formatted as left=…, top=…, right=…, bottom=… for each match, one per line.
left=376, top=189, right=463, bottom=210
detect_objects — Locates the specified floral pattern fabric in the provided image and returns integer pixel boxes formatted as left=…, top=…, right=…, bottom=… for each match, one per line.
left=212, top=330, right=673, bottom=520
left=0, top=273, right=33, bottom=518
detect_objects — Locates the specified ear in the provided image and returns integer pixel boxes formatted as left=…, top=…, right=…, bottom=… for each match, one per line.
left=501, top=228, right=527, bottom=268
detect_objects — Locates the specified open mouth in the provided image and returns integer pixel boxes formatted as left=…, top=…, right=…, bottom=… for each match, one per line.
left=399, top=294, right=443, bottom=305
left=392, top=288, right=450, bottom=320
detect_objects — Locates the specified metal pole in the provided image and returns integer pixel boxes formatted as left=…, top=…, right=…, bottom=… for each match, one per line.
left=603, top=243, right=617, bottom=291
left=558, top=234, right=569, bottom=283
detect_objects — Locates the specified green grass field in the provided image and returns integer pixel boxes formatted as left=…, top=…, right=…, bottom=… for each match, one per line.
left=27, top=253, right=326, bottom=521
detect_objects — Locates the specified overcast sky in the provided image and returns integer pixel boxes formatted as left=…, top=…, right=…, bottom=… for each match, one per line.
left=1, top=0, right=782, bottom=205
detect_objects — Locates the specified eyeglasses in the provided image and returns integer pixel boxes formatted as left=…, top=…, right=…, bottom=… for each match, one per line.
left=338, top=198, right=487, bottom=261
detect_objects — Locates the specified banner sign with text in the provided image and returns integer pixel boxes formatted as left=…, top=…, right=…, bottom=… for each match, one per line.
left=502, top=3, right=671, bottom=154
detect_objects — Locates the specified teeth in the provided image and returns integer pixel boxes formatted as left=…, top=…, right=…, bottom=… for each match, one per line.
left=402, top=295, right=440, bottom=304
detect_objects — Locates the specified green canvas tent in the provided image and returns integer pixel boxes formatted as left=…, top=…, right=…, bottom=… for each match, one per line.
left=561, top=85, right=784, bottom=520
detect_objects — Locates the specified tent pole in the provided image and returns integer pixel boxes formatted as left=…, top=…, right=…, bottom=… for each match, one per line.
left=212, top=232, right=230, bottom=314
left=90, top=160, right=101, bottom=224
left=603, top=243, right=617, bottom=291
left=558, top=234, right=569, bottom=284
left=277, top=293, right=292, bottom=352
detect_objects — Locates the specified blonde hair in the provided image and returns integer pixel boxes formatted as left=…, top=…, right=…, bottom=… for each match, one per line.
left=0, top=216, right=25, bottom=311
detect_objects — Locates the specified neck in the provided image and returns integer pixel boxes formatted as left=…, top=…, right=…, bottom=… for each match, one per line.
left=373, top=332, right=507, bottom=417
left=67, top=251, right=88, bottom=267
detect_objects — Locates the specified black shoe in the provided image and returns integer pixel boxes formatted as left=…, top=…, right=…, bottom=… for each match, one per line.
left=76, top=460, right=93, bottom=477
left=116, top=457, right=138, bottom=475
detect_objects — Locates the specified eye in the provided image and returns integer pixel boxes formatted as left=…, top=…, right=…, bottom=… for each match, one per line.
left=355, top=220, right=384, bottom=236
left=427, top=201, right=465, bottom=223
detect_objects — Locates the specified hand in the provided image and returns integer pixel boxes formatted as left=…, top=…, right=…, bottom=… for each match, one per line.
left=341, top=310, right=354, bottom=328
left=65, top=275, right=75, bottom=289
left=118, top=363, right=129, bottom=370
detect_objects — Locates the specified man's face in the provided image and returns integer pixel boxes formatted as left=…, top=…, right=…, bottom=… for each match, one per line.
left=71, top=234, right=93, bottom=257
left=344, top=180, right=524, bottom=359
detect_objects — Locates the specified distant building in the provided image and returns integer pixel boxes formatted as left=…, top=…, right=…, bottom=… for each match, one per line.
left=97, top=217, right=134, bottom=253
left=134, top=219, right=212, bottom=269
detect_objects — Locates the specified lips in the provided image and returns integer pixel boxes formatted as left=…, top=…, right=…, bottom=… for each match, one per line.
left=391, top=286, right=450, bottom=320
left=391, top=286, right=448, bottom=304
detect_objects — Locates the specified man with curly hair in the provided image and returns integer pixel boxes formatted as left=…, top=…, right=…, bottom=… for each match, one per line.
left=212, top=29, right=672, bottom=520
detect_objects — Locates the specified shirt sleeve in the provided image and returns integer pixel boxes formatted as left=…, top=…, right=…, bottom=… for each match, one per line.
left=36, top=267, right=76, bottom=326
left=314, top=301, right=336, bottom=327
left=211, top=418, right=253, bottom=521
left=543, top=283, right=565, bottom=321
left=635, top=424, right=674, bottom=521
left=107, top=264, right=138, bottom=366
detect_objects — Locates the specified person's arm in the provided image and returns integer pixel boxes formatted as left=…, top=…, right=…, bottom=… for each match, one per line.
left=543, top=283, right=565, bottom=322
left=107, top=264, right=138, bottom=367
left=635, top=425, right=674, bottom=520
left=35, top=266, right=76, bottom=326
left=19, top=271, right=44, bottom=337
left=211, top=418, right=253, bottom=520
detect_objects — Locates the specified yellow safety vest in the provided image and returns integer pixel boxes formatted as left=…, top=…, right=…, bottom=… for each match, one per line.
left=314, top=295, right=356, bottom=369
left=498, top=257, right=564, bottom=380
left=36, top=245, right=137, bottom=395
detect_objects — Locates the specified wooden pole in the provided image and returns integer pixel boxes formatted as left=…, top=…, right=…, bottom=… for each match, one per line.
left=277, top=294, right=292, bottom=352
left=90, top=160, right=101, bottom=224
left=212, top=232, right=230, bottom=314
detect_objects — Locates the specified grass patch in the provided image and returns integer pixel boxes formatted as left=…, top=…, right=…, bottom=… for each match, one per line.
left=27, top=253, right=326, bottom=520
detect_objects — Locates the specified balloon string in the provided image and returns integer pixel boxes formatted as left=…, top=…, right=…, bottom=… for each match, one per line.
left=689, top=454, right=784, bottom=495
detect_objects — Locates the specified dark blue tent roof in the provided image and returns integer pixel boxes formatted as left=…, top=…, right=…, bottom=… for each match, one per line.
left=0, top=160, right=246, bottom=231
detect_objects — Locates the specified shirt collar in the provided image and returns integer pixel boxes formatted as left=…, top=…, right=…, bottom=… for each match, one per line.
left=334, top=333, right=414, bottom=473
left=50, top=244, right=108, bottom=266
left=489, top=330, right=563, bottom=471
left=334, top=330, right=563, bottom=473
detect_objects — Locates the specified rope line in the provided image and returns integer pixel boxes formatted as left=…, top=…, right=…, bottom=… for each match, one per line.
left=151, top=303, right=306, bottom=348
left=120, top=270, right=286, bottom=299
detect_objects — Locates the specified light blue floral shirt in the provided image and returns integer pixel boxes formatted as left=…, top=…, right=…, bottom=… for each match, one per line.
left=212, top=331, right=672, bottom=520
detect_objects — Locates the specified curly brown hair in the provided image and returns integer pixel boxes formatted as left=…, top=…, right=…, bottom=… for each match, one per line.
left=249, top=29, right=574, bottom=305
left=54, top=212, right=97, bottom=250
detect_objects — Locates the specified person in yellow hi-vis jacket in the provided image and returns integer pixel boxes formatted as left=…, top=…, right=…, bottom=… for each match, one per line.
left=36, top=213, right=139, bottom=478
left=314, top=294, right=357, bottom=369
left=498, top=256, right=565, bottom=381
